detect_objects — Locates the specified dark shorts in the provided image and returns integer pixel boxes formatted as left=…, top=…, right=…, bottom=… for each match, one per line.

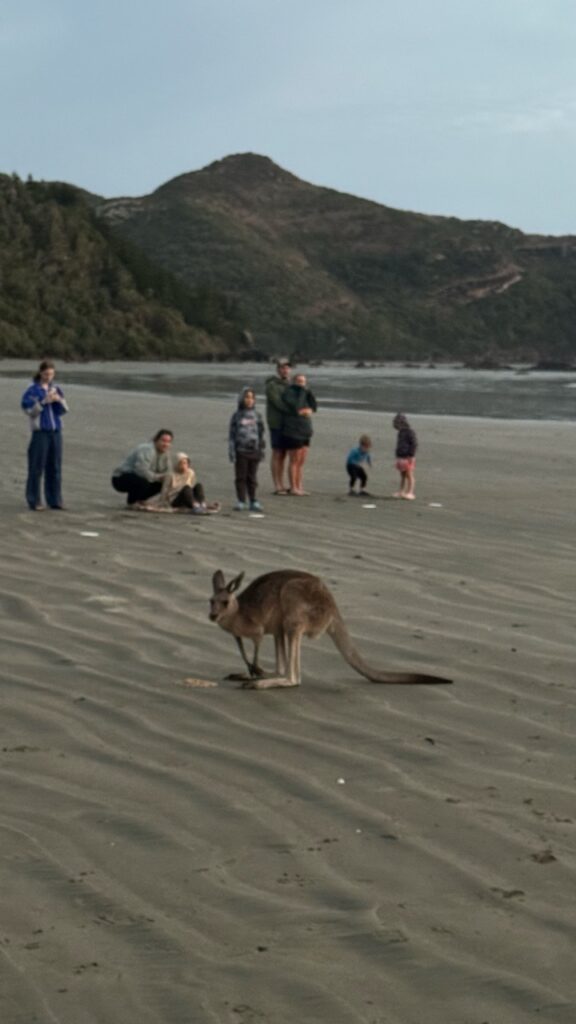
left=269, top=428, right=286, bottom=451
left=282, top=437, right=310, bottom=450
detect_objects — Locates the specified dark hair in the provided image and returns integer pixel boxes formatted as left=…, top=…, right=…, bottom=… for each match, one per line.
left=33, top=359, right=55, bottom=383
left=393, top=413, right=409, bottom=429
left=152, top=428, right=174, bottom=442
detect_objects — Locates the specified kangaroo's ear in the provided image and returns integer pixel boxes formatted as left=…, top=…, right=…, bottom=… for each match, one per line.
left=227, top=571, right=245, bottom=594
left=212, top=570, right=226, bottom=592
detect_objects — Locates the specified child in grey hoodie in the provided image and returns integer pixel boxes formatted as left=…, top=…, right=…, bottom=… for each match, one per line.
left=228, top=387, right=266, bottom=511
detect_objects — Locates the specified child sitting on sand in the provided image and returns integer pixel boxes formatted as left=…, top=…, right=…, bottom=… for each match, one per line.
left=140, top=453, right=219, bottom=514
left=393, top=413, right=417, bottom=500
left=346, top=434, right=372, bottom=496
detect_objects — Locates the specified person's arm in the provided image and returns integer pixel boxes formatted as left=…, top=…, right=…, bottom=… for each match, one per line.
left=50, top=386, right=68, bottom=415
left=155, top=473, right=174, bottom=506
left=133, top=445, right=164, bottom=482
left=282, top=387, right=301, bottom=413
left=305, top=389, right=317, bottom=413
left=398, top=429, right=417, bottom=458
left=228, top=413, right=237, bottom=462
left=258, top=413, right=266, bottom=457
left=21, top=385, right=46, bottom=419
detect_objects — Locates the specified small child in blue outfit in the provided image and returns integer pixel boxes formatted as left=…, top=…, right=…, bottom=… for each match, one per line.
left=228, top=387, right=266, bottom=511
left=346, top=434, right=373, bottom=496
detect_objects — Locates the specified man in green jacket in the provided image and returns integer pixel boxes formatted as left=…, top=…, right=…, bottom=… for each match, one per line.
left=264, top=358, right=292, bottom=493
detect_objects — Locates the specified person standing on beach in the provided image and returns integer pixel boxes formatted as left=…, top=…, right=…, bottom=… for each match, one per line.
left=21, top=359, right=69, bottom=511
left=346, top=434, right=373, bottom=496
left=393, top=413, right=417, bottom=500
left=265, top=358, right=292, bottom=494
left=281, top=372, right=317, bottom=496
left=228, top=387, right=266, bottom=511
left=111, top=429, right=175, bottom=506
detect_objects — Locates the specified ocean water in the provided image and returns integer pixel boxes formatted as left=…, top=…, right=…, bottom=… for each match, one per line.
left=2, top=362, right=575, bottom=422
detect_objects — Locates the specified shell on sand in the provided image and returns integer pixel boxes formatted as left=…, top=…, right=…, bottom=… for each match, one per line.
left=178, top=677, right=218, bottom=688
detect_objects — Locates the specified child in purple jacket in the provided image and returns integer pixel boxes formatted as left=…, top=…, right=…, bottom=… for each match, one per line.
left=393, top=412, right=417, bottom=500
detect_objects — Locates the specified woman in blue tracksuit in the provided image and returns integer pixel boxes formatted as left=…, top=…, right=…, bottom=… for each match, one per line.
left=21, top=359, right=69, bottom=510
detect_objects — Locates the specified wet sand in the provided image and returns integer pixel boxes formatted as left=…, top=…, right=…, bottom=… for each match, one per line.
left=1, top=374, right=575, bottom=1023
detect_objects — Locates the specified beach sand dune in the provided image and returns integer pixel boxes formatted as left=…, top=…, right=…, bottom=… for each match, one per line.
left=1, top=377, right=575, bottom=1023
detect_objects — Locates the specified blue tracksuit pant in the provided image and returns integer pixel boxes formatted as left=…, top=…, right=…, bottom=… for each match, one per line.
left=26, top=431, right=63, bottom=508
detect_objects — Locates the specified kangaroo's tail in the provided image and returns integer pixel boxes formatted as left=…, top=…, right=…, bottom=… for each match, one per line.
left=327, top=613, right=452, bottom=685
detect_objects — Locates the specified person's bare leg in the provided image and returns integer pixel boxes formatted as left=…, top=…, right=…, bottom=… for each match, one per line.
left=291, top=450, right=302, bottom=494
left=288, top=450, right=299, bottom=494
left=393, top=471, right=407, bottom=498
left=403, top=468, right=416, bottom=499
left=293, top=448, right=309, bottom=495
left=272, top=449, right=289, bottom=492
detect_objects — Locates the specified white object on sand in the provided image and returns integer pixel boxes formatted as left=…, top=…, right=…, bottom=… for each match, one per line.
left=337, top=777, right=346, bottom=785
left=80, top=531, right=100, bottom=537
left=428, top=503, right=443, bottom=508
left=362, top=504, right=377, bottom=510
left=248, top=513, right=265, bottom=519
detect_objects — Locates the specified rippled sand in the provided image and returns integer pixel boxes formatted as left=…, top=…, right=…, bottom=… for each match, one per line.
left=1, top=375, right=575, bottom=1023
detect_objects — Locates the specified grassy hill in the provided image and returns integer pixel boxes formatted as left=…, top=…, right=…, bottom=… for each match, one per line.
left=95, top=153, right=576, bottom=362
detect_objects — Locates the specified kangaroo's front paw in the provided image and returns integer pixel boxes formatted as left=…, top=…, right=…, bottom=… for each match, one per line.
left=225, top=671, right=252, bottom=682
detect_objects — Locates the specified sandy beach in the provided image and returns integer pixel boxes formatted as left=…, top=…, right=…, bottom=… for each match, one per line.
left=1, top=372, right=575, bottom=1024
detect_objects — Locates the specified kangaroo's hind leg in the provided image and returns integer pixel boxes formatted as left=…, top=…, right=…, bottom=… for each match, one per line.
left=274, top=630, right=288, bottom=676
left=286, top=629, right=303, bottom=685
left=243, top=630, right=302, bottom=689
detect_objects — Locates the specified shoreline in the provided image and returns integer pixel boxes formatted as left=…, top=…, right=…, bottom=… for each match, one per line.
left=3, top=360, right=576, bottom=426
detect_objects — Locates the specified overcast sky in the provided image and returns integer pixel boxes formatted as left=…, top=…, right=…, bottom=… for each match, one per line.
left=2, top=0, right=576, bottom=234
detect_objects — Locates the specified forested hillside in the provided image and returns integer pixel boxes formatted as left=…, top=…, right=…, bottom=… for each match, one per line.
left=3, top=157, right=576, bottom=363
left=98, top=153, right=576, bottom=363
left=0, top=175, right=246, bottom=359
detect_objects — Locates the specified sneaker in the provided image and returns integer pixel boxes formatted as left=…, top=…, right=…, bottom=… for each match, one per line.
left=249, top=500, right=262, bottom=512
left=234, top=501, right=246, bottom=511
left=348, top=489, right=357, bottom=497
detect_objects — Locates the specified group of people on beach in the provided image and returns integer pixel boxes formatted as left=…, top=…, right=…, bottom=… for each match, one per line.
left=20, top=357, right=418, bottom=512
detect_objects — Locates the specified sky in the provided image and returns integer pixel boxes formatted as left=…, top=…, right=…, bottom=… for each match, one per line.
left=2, top=0, right=576, bottom=235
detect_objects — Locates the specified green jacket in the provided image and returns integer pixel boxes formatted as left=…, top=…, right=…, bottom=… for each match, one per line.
left=265, top=374, right=290, bottom=429
left=282, top=384, right=317, bottom=442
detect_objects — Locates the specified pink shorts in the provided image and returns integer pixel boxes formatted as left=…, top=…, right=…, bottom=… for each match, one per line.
left=396, top=458, right=415, bottom=472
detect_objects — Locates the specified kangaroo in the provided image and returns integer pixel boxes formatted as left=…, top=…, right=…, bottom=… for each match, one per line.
left=209, top=569, right=452, bottom=688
